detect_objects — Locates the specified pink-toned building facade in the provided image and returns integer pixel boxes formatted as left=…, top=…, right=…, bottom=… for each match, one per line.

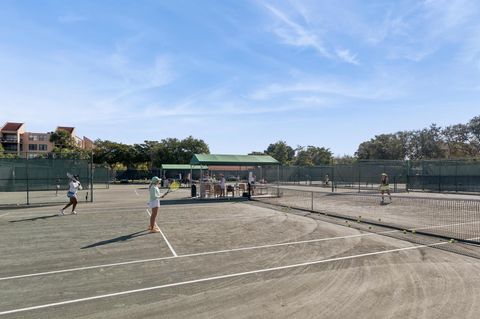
left=0, top=122, right=94, bottom=158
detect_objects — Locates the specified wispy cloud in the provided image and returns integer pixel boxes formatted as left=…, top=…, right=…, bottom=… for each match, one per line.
left=263, top=3, right=359, bottom=65
left=263, top=4, right=331, bottom=58
left=336, top=49, right=359, bottom=65
left=249, top=78, right=404, bottom=102
left=58, top=14, right=87, bottom=24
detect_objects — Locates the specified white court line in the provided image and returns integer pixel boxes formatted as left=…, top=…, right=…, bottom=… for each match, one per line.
left=0, top=229, right=397, bottom=282
left=0, top=241, right=447, bottom=316
left=0, top=212, right=10, bottom=218
left=134, top=189, right=139, bottom=196
left=145, top=209, right=178, bottom=257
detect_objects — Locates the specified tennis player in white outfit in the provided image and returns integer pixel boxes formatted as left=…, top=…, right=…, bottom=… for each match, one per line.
left=59, top=175, right=83, bottom=215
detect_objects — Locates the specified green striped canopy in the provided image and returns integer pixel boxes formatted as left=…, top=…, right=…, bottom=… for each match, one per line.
left=190, top=154, right=279, bottom=166
left=161, top=164, right=208, bottom=170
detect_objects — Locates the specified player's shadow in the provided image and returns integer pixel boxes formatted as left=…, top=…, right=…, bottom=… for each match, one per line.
left=81, top=230, right=149, bottom=249
left=9, top=214, right=59, bottom=223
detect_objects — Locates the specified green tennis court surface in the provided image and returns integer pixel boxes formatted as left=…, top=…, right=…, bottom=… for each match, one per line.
left=1, top=185, right=480, bottom=318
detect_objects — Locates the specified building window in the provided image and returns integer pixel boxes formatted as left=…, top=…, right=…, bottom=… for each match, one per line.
left=39, top=144, right=48, bottom=151
left=29, top=135, right=39, bottom=141
left=38, top=135, right=47, bottom=141
left=28, top=144, right=38, bottom=151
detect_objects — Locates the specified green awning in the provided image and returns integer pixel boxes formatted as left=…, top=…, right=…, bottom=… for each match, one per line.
left=190, top=154, right=279, bottom=166
left=161, top=164, right=208, bottom=170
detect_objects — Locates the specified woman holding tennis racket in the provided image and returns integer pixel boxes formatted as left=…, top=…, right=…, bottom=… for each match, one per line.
left=148, top=176, right=162, bottom=233
left=59, top=174, right=82, bottom=215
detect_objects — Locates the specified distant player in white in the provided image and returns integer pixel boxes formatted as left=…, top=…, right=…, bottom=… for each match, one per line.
left=59, top=175, right=83, bottom=215
left=219, top=174, right=226, bottom=197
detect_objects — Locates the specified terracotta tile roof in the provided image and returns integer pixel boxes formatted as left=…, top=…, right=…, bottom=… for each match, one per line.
left=1, top=122, right=24, bottom=132
left=56, top=126, right=75, bottom=134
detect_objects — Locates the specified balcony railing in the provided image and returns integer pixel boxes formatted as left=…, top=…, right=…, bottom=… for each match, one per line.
left=1, top=137, right=19, bottom=143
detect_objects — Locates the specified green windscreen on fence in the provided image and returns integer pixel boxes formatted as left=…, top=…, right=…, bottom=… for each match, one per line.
left=0, top=158, right=114, bottom=206
left=0, top=158, right=90, bottom=192
left=255, top=160, right=480, bottom=193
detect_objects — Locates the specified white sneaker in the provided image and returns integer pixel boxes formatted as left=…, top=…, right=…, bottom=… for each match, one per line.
left=58, top=209, right=65, bottom=216
left=71, top=211, right=77, bottom=215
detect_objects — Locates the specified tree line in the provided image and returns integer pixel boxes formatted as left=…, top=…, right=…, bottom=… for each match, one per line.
left=1, top=115, right=478, bottom=165
left=93, top=136, right=210, bottom=169
left=355, top=115, right=480, bottom=160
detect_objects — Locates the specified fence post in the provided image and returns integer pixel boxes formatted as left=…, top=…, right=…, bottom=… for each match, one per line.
left=311, top=191, right=314, bottom=211
left=90, top=152, right=94, bottom=202
left=438, top=162, right=442, bottom=192
left=331, top=165, right=335, bottom=192
left=406, top=160, right=410, bottom=192
left=358, top=162, right=361, bottom=193
left=26, top=157, right=30, bottom=205
left=455, top=161, right=458, bottom=193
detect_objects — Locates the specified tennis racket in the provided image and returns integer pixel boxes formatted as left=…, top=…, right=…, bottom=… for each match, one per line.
left=162, top=180, right=180, bottom=198
left=66, top=173, right=76, bottom=181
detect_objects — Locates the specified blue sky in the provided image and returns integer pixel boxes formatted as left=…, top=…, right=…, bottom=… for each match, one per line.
left=1, top=0, right=480, bottom=156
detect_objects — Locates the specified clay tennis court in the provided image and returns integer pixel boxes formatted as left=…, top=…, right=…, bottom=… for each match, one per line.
left=1, top=185, right=480, bottom=318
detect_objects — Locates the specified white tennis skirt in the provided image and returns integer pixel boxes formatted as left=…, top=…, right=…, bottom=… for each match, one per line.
left=148, top=199, right=160, bottom=208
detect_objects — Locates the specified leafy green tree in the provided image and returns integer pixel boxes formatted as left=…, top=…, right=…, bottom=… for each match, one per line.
left=0, top=143, right=6, bottom=158
left=265, top=141, right=295, bottom=165
left=150, top=136, right=209, bottom=167
left=49, top=130, right=89, bottom=159
left=334, top=155, right=357, bottom=164
left=442, top=124, right=474, bottom=158
left=179, top=136, right=210, bottom=163
left=93, top=140, right=135, bottom=168
left=356, top=133, right=406, bottom=160
left=407, top=124, right=446, bottom=160
left=248, top=151, right=265, bottom=155
left=294, top=146, right=333, bottom=166
left=468, top=116, right=480, bottom=156
left=49, top=130, right=77, bottom=149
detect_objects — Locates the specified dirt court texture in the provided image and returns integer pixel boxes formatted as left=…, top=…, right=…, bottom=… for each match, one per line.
left=1, top=184, right=480, bottom=319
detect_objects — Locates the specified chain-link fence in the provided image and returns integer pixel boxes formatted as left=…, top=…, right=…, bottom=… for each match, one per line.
left=0, top=157, right=111, bottom=207
left=256, top=160, right=480, bottom=194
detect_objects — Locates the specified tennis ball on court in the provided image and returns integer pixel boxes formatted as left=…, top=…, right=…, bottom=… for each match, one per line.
left=449, top=239, right=455, bottom=243
left=348, top=224, right=351, bottom=227
left=378, top=218, right=382, bottom=222
left=345, top=220, right=348, bottom=223
left=368, top=226, right=372, bottom=230
left=412, top=230, right=416, bottom=234
left=403, top=230, right=407, bottom=234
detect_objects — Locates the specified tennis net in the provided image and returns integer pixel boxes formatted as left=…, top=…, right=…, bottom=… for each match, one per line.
left=254, top=186, right=480, bottom=244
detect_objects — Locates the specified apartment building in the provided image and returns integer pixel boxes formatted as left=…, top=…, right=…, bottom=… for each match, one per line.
left=0, top=122, right=25, bottom=154
left=0, top=122, right=94, bottom=158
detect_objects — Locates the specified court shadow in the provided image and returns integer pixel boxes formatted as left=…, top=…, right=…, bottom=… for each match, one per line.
left=379, top=201, right=392, bottom=206
left=9, top=214, right=59, bottom=223
left=81, top=230, right=149, bottom=249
